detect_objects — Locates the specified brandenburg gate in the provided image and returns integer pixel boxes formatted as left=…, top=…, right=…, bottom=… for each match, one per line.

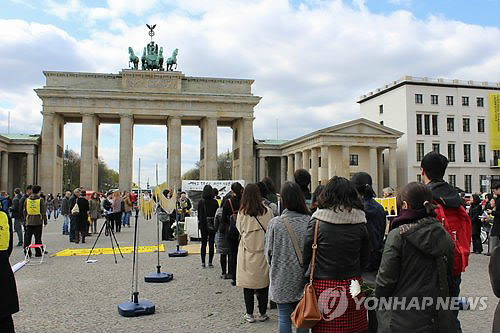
left=35, top=70, right=260, bottom=194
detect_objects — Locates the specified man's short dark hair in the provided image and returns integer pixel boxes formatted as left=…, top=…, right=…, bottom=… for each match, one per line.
left=294, top=169, right=311, bottom=192
left=32, top=185, right=41, bottom=194
left=492, top=180, right=500, bottom=190
left=421, top=152, right=449, bottom=181
left=26, top=185, right=33, bottom=191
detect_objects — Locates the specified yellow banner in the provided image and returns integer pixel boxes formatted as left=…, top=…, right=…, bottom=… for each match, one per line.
left=490, top=93, right=500, bottom=151
left=53, top=244, right=165, bottom=257
left=375, top=197, right=398, bottom=217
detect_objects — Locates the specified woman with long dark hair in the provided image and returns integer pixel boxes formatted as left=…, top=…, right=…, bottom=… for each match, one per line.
left=222, top=182, right=244, bottom=286
left=304, top=176, right=370, bottom=333
left=237, top=183, right=274, bottom=323
left=265, top=182, right=310, bottom=333
left=469, top=194, right=483, bottom=254
left=198, top=185, right=219, bottom=268
left=376, top=182, right=455, bottom=332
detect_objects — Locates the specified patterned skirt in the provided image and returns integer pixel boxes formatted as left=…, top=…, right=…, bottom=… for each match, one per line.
left=312, top=277, right=368, bottom=333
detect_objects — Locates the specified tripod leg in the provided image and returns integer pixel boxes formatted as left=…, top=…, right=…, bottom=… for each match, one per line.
left=86, top=221, right=107, bottom=261
left=110, top=227, right=124, bottom=258
left=109, top=223, right=118, bottom=264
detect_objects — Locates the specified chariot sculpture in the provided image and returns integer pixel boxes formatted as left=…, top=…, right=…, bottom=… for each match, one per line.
left=128, top=24, right=179, bottom=71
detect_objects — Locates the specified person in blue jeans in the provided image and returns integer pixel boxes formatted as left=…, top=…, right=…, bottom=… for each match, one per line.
left=265, top=182, right=310, bottom=333
left=60, top=191, right=71, bottom=235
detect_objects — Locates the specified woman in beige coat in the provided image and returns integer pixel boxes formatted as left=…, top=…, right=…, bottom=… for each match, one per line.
left=236, top=183, right=274, bottom=323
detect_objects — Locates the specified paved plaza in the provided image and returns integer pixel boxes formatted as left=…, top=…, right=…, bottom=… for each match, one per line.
left=9, top=215, right=498, bottom=333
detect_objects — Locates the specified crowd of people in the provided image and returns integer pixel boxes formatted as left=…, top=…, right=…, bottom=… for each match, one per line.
left=194, top=151, right=499, bottom=333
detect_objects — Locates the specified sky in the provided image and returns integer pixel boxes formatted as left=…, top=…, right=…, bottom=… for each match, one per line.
left=0, top=0, right=499, bottom=186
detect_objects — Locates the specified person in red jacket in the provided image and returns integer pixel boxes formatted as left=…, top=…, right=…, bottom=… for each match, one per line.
left=421, top=152, right=472, bottom=333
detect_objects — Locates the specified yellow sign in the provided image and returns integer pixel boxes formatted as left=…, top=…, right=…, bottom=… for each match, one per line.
left=53, top=244, right=165, bottom=257
left=375, top=197, right=398, bottom=217
left=490, top=93, right=500, bottom=150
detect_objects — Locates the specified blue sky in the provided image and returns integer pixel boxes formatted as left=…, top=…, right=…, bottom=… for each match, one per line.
left=0, top=0, right=499, bottom=186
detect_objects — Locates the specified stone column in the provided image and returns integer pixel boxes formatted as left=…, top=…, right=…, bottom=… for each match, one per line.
left=311, top=148, right=319, bottom=190
left=294, top=152, right=302, bottom=171
left=200, top=117, right=218, bottom=180
left=328, top=146, right=336, bottom=178
left=240, top=118, right=254, bottom=184
left=389, top=147, right=397, bottom=189
left=80, top=113, right=99, bottom=190
left=1, top=152, right=8, bottom=191
left=280, top=156, right=286, bottom=188
left=320, top=146, right=329, bottom=184
left=259, top=156, right=266, bottom=180
left=167, top=116, right=182, bottom=191
left=26, top=153, right=34, bottom=186
left=377, top=148, right=384, bottom=195
left=287, top=154, right=294, bottom=181
left=341, top=145, right=350, bottom=178
left=40, top=112, right=54, bottom=193
left=119, top=114, right=134, bottom=191
left=302, top=150, right=310, bottom=171
left=369, top=147, right=378, bottom=196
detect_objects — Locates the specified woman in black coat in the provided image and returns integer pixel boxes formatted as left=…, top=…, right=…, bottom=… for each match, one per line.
left=75, top=191, right=90, bottom=244
left=0, top=207, right=19, bottom=332
left=468, top=194, right=483, bottom=254
left=198, top=185, right=219, bottom=268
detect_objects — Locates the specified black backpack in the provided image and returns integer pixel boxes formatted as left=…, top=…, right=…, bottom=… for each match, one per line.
left=226, top=199, right=239, bottom=242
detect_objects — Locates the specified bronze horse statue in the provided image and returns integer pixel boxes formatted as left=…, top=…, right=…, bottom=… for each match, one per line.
left=128, top=47, right=139, bottom=70
left=166, top=48, right=178, bottom=71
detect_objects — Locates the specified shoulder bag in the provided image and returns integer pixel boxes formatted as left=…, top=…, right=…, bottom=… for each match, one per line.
left=282, top=216, right=303, bottom=266
left=71, top=201, right=80, bottom=215
left=291, top=218, right=322, bottom=328
left=204, top=200, right=216, bottom=232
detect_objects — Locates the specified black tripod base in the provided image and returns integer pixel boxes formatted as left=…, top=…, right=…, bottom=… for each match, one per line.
left=118, top=300, right=155, bottom=317
left=168, top=249, right=188, bottom=257
left=144, top=271, right=173, bottom=283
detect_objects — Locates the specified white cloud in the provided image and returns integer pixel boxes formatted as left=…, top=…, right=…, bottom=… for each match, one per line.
left=2, top=0, right=500, bottom=180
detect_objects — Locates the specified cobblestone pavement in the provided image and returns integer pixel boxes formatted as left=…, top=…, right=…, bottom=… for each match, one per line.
left=9, top=215, right=497, bottom=333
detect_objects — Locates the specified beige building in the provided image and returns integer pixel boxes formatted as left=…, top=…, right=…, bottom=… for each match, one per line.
left=360, top=75, right=500, bottom=193
left=0, top=134, right=39, bottom=193
left=255, top=118, right=403, bottom=195
left=35, top=70, right=260, bottom=194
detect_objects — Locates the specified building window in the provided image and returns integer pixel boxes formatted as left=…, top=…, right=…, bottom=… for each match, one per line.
left=447, top=117, right=454, bottom=132
left=424, top=114, right=431, bottom=135
left=464, top=144, right=471, bottom=162
left=432, top=143, right=440, bottom=153
left=479, top=144, right=486, bottom=162
left=477, top=97, right=484, bottom=107
left=416, top=143, right=425, bottom=161
left=379, top=105, right=383, bottom=114
left=432, top=115, right=438, bottom=135
left=464, top=175, right=472, bottom=193
left=319, top=157, right=322, bottom=167
left=416, top=114, right=422, bottom=135
left=462, top=96, right=469, bottom=106
left=431, top=95, right=438, bottom=105
left=463, top=118, right=470, bottom=132
left=415, top=94, right=423, bottom=104
left=448, top=144, right=456, bottom=162
left=478, top=118, right=485, bottom=133
left=494, top=150, right=500, bottom=166
left=480, top=175, right=488, bottom=193
left=449, top=175, right=456, bottom=188
left=417, top=174, right=422, bottom=183
left=349, top=154, right=359, bottom=166
left=446, top=96, right=454, bottom=105
left=379, top=121, right=384, bottom=126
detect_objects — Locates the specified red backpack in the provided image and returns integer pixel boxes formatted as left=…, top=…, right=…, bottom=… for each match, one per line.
left=435, top=204, right=472, bottom=276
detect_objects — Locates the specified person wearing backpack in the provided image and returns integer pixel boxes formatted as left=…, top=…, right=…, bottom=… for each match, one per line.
left=265, top=182, right=310, bottom=333
left=236, top=183, right=273, bottom=323
left=222, top=182, right=244, bottom=286
left=23, top=185, right=48, bottom=257
left=421, top=152, right=472, bottom=333
left=197, top=185, right=219, bottom=268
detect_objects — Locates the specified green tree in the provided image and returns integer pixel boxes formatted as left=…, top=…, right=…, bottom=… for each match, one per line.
left=181, top=152, right=233, bottom=180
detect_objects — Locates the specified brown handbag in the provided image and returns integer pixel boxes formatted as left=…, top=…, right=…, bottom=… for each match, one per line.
left=291, top=219, right=322, bottom=328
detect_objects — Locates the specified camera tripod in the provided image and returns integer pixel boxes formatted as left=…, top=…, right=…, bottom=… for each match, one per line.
left=86, top=214, right=124, bottom=264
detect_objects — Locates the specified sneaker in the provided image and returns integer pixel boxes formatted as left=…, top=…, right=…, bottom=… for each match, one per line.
left=16, top=242, right=23, bottom=247
left=231, top=280, right=236, bottom=286
left=208, top=263, right=214, bottom=268
left=244, top=314, right=255, bottom=323
left=257, top=314, right=269, bottom=322
left=201, top=263, right=206, bottom=268
left=224, top=273, right=232, bottom=280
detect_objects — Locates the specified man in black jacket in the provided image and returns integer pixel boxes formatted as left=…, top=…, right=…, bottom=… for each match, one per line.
left=0, top=198, right=19, bottom=332
left=11, top=188, right=23, bottom=246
